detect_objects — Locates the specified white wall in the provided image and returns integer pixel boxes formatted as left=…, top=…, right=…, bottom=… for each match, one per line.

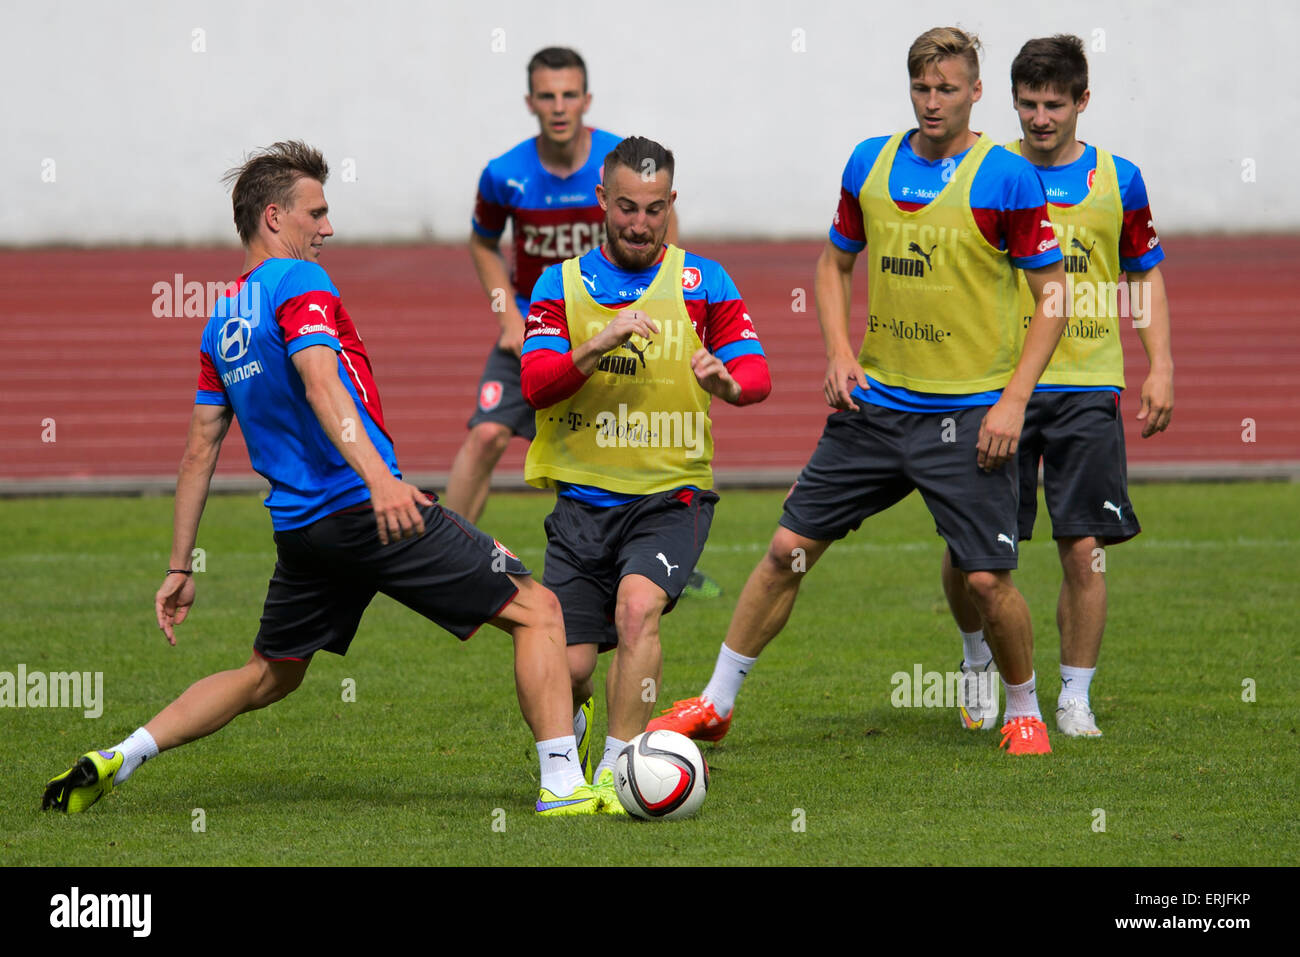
left=2, top=0, right=1292, bottom=244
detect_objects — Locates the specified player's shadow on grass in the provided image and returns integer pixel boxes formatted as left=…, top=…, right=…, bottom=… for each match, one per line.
left=748, top=704, right=1006, bottom=751
left=150, top=777, right=520, bottom=811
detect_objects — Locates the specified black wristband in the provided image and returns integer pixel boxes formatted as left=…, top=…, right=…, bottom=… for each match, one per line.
left=165, top=568, right=194, bottom=576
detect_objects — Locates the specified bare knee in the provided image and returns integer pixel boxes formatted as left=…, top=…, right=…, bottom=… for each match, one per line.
left=614, top=591, right=663, bottom=648
left=503, top=578, right=565, bottom=636
left=244, top=654, right=308, bottom=709
left=1059, top=537, right=1103, bottom=587
left=567, top=644, right=597, bottom=705
left=962, top=570, right=1014, bottom=612
left=466, top=422, right=512, bottom=461
left=763, top=528, right=823, bottom=580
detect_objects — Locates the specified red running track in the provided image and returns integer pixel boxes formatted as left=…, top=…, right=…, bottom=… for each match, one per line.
left=1, top=238, right=1297, bottom=485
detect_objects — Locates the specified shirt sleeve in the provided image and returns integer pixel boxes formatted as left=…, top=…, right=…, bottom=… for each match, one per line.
left=472, top=163, right=510, bottom=239
left=829, top=147, right=869, bottom=252
left=520, top=265, right=570, bottom=356
left=726, top=353, right=771, bottom=406
left=273, top=262, right=345, bottom=356
left=1116, top=158, right=1165, bottom=272
left=195, top=347, right=228, bottom=405
left=697, top=260, right=771, bottom=405
left=520, top=348, right=590, bottom=408
left=520, top=264, right=581, bottom=406
left=697, top=261, right=766, bottom=364
left=999, top=156, right=1062, bottom=269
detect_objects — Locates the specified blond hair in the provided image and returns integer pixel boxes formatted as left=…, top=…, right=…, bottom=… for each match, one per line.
left=907, top=26, right=982, bottom=81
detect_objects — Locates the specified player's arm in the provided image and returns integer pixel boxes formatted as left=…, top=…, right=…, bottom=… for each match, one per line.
left=689, top=350, right=770, bottom=406
left=978, top=260, right=1069, bottom=469
left=1115, top=159, right=1172, bottom=437
left=977, top=158, right=1070, bottom=469
left=291, top=344, right=431, bottom=545
left=690, top=262, right=772, bottom=405
left=1127, top=264, right=1173, bottom=436
left=468, top=231, right=527, bottom=357
left=155, top=402, right=233, bottom=644
left=521, top=307, right=662, bottom=405
left=814, top=240, right=868, bottom=410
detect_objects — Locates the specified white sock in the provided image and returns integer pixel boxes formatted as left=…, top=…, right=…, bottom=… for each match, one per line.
left=536, top=736, right=585, bottom=795
left=701, top=643, right=757, bottom=717
left=595, top=736, right=628, bottom=779
left=1002, top=672, right=1042, bottom=721
left=110, top=727, right=159, bottom=785
left=961, top=629, right=992, bottom=669
left=1059, top=664, right=1096, bottom=707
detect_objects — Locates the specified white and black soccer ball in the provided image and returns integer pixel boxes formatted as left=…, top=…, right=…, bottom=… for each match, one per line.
left=614, top=730, right=709, bottom=820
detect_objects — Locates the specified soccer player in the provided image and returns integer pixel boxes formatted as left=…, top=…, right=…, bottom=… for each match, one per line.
left=520, top=136, right=771, bottom=809
left=649, top=27, right=1069, bottom=755
left=447, top=46, right=722, bottom=599
left=941, top=35, right=1172, bottom=738
left=42, top=141, right=601, bottom=816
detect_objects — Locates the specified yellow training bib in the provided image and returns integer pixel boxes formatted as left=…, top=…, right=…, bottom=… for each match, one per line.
left=1006, top=141, right=1126, bottom=388
left=524, top=245, right=715, bottom=494
left=857, top=132, right=1022, bottom=393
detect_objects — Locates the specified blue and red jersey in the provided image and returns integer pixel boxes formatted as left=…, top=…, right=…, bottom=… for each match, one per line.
left=472, top=128, right=624, bottom=313
left=522, top=245, right=770, bottom=504
left=522, top=246, right=767, bottom=368
left=1026, top=142, right=1165, bottom=397
left=1032, top=143, right=1163, bottom=273
left=195, top=258, right=400, bottom=530
left=830, top=131, right=1061, bottom=412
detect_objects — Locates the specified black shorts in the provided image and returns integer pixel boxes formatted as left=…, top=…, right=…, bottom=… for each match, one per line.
left=542, top=489, right=718, bottom=648
left=466, top=345, right=536, bottom=440
left=1018, top=390, right=1141, bottom=544
left=253, top=499, right=530, bottom=661
left=780, top=404, right=1021, bottom=571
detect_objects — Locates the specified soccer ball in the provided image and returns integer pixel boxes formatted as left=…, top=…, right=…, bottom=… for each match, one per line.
left=614, top=730, right=709, bottom=820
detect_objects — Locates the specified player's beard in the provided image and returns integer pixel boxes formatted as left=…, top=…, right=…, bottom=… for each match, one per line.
left=605, top=229, right=663, bottom=272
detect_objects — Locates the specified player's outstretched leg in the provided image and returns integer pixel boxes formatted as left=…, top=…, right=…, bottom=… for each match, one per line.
left=960, top=570, right=1051, bottom=755
left=1055, top=536, right=1106, bottom=737
left=650, top=527, right=832, bottom=741
left=587, top=575, right=669, bottom=815
left=42, top=652, right=311, bottom=813
left=493, top=576, right=600, bottom=815
left=941, top=547, right=1000, bottom=730
left=444, top=421, right=513, bottom=523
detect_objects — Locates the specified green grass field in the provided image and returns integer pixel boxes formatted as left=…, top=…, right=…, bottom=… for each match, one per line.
left=2, top=483, right=1296, bottom=866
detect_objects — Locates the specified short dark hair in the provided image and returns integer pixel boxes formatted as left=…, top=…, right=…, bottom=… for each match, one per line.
left=1011, top=35, right=1089, bottom=101
left=602, top=136, right=675, bottom=186
left=222, top=141, right=329, bottom=246
left=527, top=47, right=587, bottom=93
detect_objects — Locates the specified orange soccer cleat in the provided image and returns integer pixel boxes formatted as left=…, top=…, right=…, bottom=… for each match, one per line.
left=647, top=697, right=732, bottom=742
left=998, top=715, right=1052, bottom=755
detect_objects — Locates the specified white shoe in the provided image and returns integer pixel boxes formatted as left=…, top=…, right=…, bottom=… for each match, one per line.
left=958, top=660, right=1000, bottom=731
left=1056, top=698, right=1102, bottom=737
